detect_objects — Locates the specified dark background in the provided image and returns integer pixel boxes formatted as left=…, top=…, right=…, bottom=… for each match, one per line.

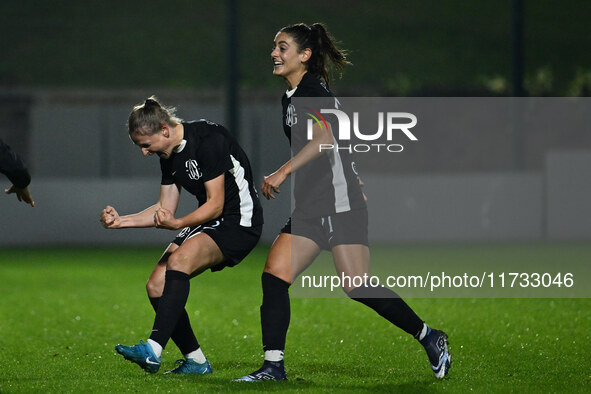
left=1, top=0, right=590, bottom=95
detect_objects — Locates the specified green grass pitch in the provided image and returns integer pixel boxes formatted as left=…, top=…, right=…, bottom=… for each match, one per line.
left=0, top=244, right=589, bottom=392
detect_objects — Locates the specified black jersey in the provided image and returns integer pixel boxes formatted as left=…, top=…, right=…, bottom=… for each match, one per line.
left=0, top=138, right=31, bottom=189
left=281, top=72, right=366, bottom=218
left=160, top=120, right=263, bottom=227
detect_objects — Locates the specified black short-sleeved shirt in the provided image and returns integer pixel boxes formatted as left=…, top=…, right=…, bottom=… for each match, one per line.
left=160, top=120, right=263, bottom=227
left=0, top=138, right=30, bottom=189
left=281, top=72, right=366, bottom=218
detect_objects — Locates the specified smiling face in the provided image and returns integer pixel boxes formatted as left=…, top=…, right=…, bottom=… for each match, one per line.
left=130, top=126, right=173, bottom=159
left=271, top=32, right=311, bottom=88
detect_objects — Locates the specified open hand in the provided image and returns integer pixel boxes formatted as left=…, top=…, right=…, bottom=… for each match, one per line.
left=5, top=185, right=34, bottom=207
left=261, top=169, right=288, bottom=200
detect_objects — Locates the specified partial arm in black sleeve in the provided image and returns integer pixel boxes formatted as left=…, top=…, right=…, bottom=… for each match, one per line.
left=0, top=138, right=34, bottom=206
left=0, top=138, right=31, bottom=188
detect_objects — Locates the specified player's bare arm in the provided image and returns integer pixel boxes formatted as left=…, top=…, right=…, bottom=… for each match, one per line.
left=100, top=183, right=181, bottom=229
left=154, top=173, right=225, bottom=230
left=262, top=122, right=333, bottom=200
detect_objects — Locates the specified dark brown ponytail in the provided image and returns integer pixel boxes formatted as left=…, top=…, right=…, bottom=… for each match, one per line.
left=280, top=22, right=352, bottom=88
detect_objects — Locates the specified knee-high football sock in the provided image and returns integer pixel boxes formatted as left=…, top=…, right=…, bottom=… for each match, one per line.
left=261, top=272, right=291, bottom=353
left=149, top=297, right=200, bottom=355
left=347, top=285, right=424, bottom=337
left=149, top=270, right=191, bottom=349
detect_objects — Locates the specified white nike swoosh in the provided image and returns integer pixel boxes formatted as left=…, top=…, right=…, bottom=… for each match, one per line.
left=145, top=357, right=159, bottom=365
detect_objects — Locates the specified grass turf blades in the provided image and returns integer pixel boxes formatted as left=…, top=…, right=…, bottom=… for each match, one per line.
left=0, top=245, right=589, bottom=392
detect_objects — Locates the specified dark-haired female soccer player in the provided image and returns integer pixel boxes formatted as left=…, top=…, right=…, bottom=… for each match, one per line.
left=100, top=97, right=263, bottom=374
left=235, top=23, right=450, bottom=381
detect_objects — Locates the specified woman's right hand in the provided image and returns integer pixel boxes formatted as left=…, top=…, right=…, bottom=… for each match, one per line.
left=261, top=168, right=288, bottom=200
left=5, top=185, right=35, bottom=206
left=100, top=205, right=121, bottom=228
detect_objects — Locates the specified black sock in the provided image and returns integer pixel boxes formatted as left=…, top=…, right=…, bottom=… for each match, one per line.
left=149, top=270, right=191, bottom=349
left=347, top=285, right=424, bottom=337
left=261, top=272, right=291, bottom=351
left=149, top=297, right=199, bottom=355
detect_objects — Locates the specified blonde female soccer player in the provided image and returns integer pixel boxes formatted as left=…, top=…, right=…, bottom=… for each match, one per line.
left=101, top=97, right=263, bottom=374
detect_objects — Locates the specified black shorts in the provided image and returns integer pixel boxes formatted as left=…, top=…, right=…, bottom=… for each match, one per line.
left=280, top=209, right=368, bottom=251
left=172, top=218, right=262, bottom=272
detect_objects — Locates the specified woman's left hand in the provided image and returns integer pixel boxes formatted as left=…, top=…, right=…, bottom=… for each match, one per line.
left=154, top=207, right=180, bottom=230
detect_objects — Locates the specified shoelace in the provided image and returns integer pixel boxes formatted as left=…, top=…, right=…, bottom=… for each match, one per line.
left=171, top=359, right=189, bottom=372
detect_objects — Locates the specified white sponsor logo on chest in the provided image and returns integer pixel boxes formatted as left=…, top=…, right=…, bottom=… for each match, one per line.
left=285, top=103, right=297, bottom=127
left=185, top=160, right=203, bottom=180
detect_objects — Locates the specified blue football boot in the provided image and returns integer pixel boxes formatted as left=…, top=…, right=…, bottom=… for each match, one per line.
left=115, top=340, right=161, bottom=374
left=164, top=358, right=212, bottom=375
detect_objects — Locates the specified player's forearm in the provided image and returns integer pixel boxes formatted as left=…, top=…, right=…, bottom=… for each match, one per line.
left=290, top=123, right=333, bottom=174
left=176, top=200, right=223, bottom=228
left=119, top=204, right=160, bottom=228
left=276, top=160, right=292, bottom=178
left=290, top=137, right=329, bottom=173
left=273, top=140, right=322, bottom=183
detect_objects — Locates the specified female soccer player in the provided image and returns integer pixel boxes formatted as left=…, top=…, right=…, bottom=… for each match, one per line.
left=100, top=97, right=263, bottom=374
left=235, top=23, right=450, bottom=381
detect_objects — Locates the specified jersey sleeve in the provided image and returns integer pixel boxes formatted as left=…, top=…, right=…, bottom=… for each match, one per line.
left=199, top=127, right=233, bottom=183
left=296, top=77, right=338, bottom=111
left=0, top=138, right=31, bottom=188
left=160, top=157, right=175, bottom=185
